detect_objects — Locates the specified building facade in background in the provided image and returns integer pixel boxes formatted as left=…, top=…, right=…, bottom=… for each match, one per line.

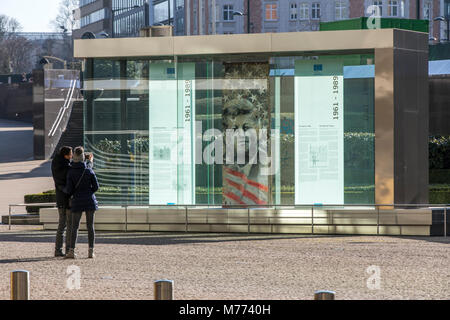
left=442, top=0, right=450, bottom=40
left=187, top=0, right=447, bottom=41
left=113, top=0, right=149, bottom=38
left=72, top=0, right=449, bottom=41
left=152, top=0, right=187, bottom=35
left=73, top=0, right=113, bottom=39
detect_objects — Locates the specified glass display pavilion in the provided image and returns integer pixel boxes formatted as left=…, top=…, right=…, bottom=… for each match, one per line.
left=74, top=28, right=429, bottom=207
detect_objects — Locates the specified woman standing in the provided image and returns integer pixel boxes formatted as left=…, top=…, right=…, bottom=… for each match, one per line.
left=65, top=146, right=99, bottom=259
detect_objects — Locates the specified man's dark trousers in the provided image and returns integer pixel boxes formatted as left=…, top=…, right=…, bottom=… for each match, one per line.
left=55, top=190, right=72, bottom=253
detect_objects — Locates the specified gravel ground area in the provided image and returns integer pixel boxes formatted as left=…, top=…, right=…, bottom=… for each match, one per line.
left=0, top=225, right=449, bottom=300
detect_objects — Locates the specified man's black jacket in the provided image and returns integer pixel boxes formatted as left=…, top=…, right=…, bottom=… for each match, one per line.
left=51, top=154, right=71, bottom=208
left=51, top=154, right=71, bottom=188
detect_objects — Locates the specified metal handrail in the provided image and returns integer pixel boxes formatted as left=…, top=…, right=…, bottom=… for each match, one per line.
left=118, top=203, right=449, bottom=208
left=8, top=203, right=57, bottom=230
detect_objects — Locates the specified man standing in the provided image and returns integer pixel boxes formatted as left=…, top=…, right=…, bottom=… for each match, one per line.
left=51, top=146, right=73, bottom=257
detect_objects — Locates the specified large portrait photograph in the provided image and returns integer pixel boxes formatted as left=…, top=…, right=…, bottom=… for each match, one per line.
left=222, top=62, right=271, bottom=206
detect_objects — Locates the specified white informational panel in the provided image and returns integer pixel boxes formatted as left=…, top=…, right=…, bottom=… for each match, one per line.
left=149, top=63, right=195, bottom=205
left=295, top=59, right=344, bottom=204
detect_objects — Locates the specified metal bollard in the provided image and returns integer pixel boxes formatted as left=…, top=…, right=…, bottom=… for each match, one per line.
left=10, top=270, right=30, bottom=300
left=314, top=290, right=335, bottom=300
left=154, top=279, right=174, bottom=300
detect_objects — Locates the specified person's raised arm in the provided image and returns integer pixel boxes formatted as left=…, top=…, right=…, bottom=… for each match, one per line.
left=91, top=171, right=99, bottom=193
left=85, top=153, right=94, bottom=169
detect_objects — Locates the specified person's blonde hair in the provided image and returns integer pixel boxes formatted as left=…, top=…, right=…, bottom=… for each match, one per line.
left=73, top=146, right=85, bottom=163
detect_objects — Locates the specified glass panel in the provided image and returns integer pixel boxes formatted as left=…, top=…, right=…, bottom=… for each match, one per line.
left=270, top=54, right=375, bottom=205
left=429, top=75, right=450, bottom=204
left=85, top=53, right=375, bottom=206
left=192, top=59, right=223, bottom=205
left=84, top=59, right=149, bottom=204
left=270, top=58, right=295, bottom=205
left=154, top=0, right=174, bottom=24
left=148, top=59, right=197, bottom=205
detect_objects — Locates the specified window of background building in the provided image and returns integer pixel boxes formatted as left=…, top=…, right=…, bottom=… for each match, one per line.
left=113, top=0, right=146, bottom=16
left=112, top=0, right=148, bottom=38
left=223, top=4, right=234, bottom=21
left=80, top=0, right=96, bottom=7
left=299, top=3, right=309, bottom=20
left=80, top=8, right=107, bottom=27
left=311, top=3, right=320, bottom=19
left=387, top=0, right=399, bottom=17
left=154, top=0, right=174, bottom=24
left=423, top=1, right=432, bottom=20
left=335, top=1, right=347, bottom=20
left=290, top=3, right=298, bottom=20
left=371, top=0, right=383, bottom=16
left=175, top=0, right=185, bottom=35
left=193, top=6, right=198, bottom=34
left=265, top=3, right=278, bottom=21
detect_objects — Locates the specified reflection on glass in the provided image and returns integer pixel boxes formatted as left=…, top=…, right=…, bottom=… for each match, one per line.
left=84, top=59, right=149, bottom=204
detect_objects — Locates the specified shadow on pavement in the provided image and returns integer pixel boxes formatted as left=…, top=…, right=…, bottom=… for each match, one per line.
left=1, top=230, right=448, bottom=247
left=0, top=130, right=33, bottom=164
left=0, top=257, right=57, bottom=264
left=395, top=236, right=450, bottom=245
left=0, top=230, right=332, bottom=246
left=0, top=161, right=51, bottom=180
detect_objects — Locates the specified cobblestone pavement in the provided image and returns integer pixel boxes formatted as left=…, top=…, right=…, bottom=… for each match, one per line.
left=0, top=225, right=449, bottom=300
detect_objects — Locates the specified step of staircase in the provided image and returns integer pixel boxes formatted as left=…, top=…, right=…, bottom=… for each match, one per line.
left=52, top=100, right=84, bottom=157
left=1, top=214, right=42, bottom=225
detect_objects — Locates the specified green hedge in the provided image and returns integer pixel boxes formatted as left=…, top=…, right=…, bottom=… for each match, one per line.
left=429, top=136, right=450, bottom=169
left=429, top=185, right=450, bottom=204
left=429, top=169, right=450, bottom=184
left=24, top=190, right=56, bottom=214
left=95, top=138, right=149, bottom=155
left=429, top=191, right=450, bottom=204
left=344, top=133, right=374, bottom=169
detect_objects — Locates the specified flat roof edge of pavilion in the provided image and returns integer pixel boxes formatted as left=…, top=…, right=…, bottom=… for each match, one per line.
left=74, top=29, right=428, bottom=59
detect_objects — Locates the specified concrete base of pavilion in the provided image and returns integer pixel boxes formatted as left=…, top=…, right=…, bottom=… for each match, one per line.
left=39, top=206, right=433, bottom=236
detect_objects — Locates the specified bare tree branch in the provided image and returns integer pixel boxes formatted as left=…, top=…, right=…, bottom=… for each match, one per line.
left=0, top=14, right=35, bottom=74
left=51, top=0, right=79, bottom=32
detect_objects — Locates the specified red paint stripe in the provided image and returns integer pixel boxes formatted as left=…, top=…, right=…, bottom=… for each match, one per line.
left=225, top=167, right=247, bottom=179
left=225, top=167, right=269, bottom=192
left=225, top=178, right=267, bottom=205
left=223, top=191, right=246, bottom=205
left=247, top=180, right=269, bottom=193
left=225, top=178, right=245, bottom=193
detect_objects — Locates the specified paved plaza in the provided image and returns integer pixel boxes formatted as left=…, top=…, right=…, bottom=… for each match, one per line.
left=0, top=119, right=54, bottom=216
left=0, top=225, right=448, bottom=300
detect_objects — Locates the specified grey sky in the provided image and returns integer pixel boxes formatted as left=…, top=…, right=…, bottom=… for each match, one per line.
left=0, top=0, right=62, bottom=32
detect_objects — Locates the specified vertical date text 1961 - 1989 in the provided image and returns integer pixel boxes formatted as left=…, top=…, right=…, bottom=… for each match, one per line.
left=332, top=76, right=339, bottom=121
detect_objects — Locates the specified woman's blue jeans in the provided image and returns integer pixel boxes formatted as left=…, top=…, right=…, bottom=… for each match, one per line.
left=70, top=210, right=96, bottom=249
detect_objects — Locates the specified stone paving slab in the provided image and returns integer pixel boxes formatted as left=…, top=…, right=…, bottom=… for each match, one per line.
left=0, top=225, right=449, bottom=300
